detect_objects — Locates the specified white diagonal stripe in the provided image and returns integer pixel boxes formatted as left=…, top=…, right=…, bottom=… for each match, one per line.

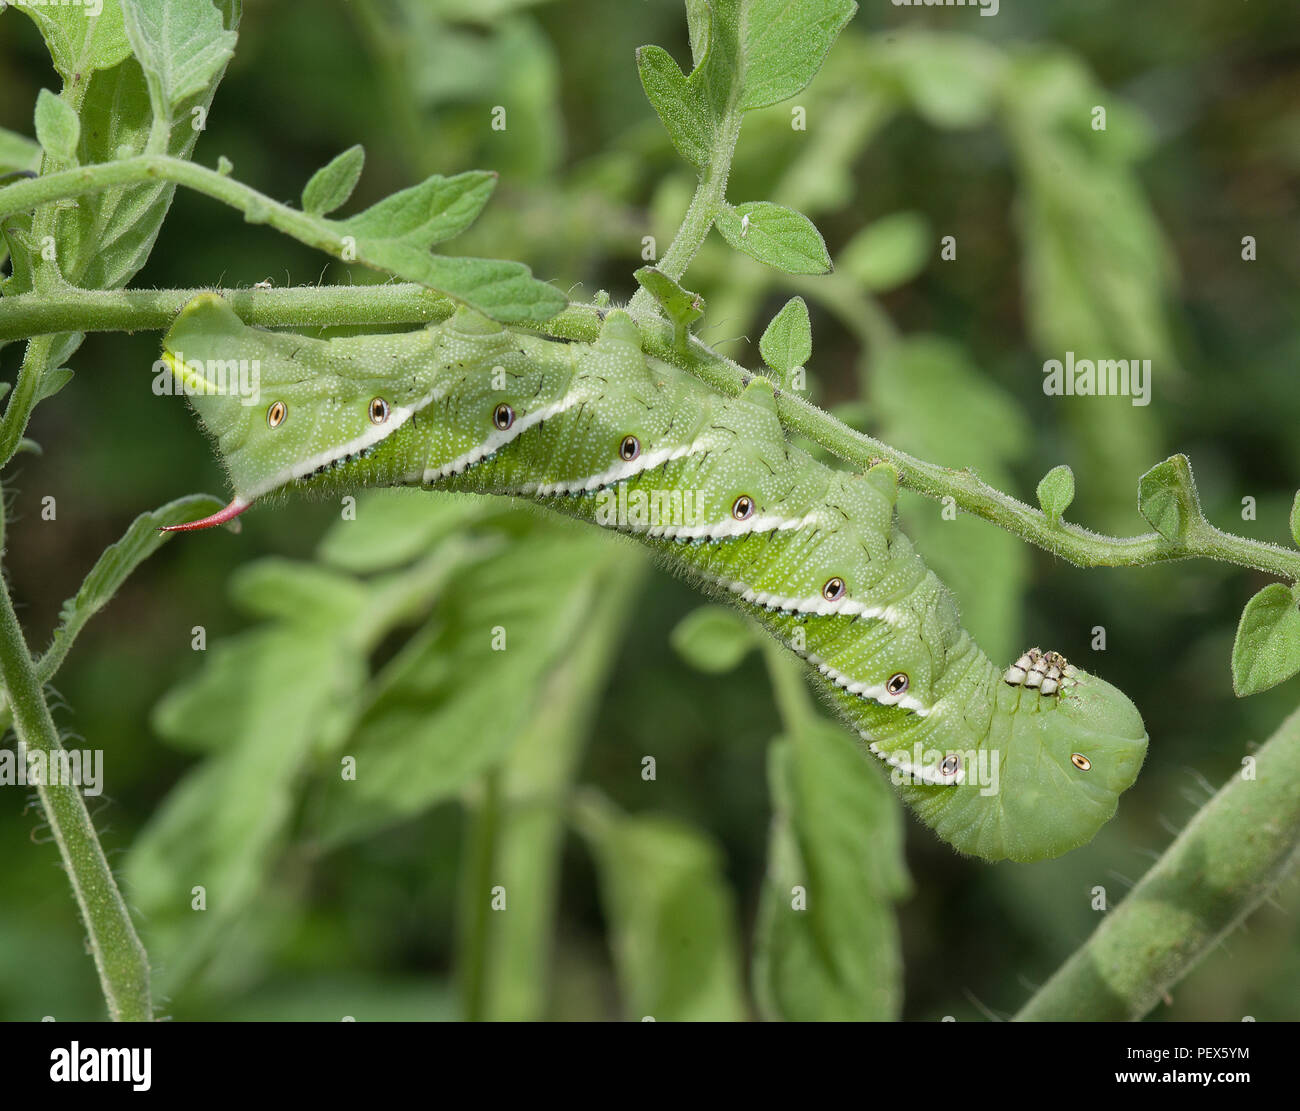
left=250, top=388, right=439, bottom=500
left=865, top=736, right=964, bottom=785
left=422, top=394, right=581, bottom=484
left=642, top=511, right=820, bottom=541
left=807, top=652, right=931, bottom=716
left=698, top=571, right=909, bottom=621
left=520, top=441, right=703, bottom=496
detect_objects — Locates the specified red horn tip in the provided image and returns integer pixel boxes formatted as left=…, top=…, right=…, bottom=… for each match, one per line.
left=159, top=497, right=251, bottom=533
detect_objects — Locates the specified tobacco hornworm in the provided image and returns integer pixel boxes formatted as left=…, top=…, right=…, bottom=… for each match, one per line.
left=157, top=293, right=1148, bottom=863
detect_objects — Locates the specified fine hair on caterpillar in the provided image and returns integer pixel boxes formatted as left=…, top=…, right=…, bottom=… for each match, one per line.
left=158, top=293, right=1149, bottom=863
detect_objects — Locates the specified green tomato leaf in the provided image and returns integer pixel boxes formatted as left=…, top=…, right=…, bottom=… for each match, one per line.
left=759, top=296, right=812, bottom=375
left=11, top=0, right=133, bottom=83
left=36, top=366, right=74, bottom=402
left=301, top=144, right=365, bottom=217
left=133, top=627, right=366, bottom=982
left=715, top=201, right=831, bottom=275
left=1036, top=464, right=1076, bottom=526
left=312, top=528, right=618, bottom=844
left=228, top=558, right=370, bottom=630
left=636, top=45, right=711, bottom=168
left=33, top=90, right=79, bottom=164
left=130, top=518, right=501, bottom=978
left=0, top=126, right=42, bottom=175
left=120, top=0, right=238, bottom=123
left=1290, top=492, right=1300, bottom=549
left=0, top=219, right=35, bottom=299
left=642, top=1, right=854, bottom=176
left=578, top=795, right=747, bottom=1021
left=318, top=489, right=504, bottom=574
left=872, top=335, right=1031, bottom=663
left=670, top=604, right=757, bottom=674
left=45, top=5, right=237, bottom=302
left=840, top=211, right=930, bottom=292
left=736, top=0, right=859, bottom=111
left=322, top=172, right=564, bottom=322
left=336, top=170, right=495, bottom=248
left=754, top=720, right=909, bottom=1021
left=404, top=254, right=566, bottom=323
left=633, top=265, right=705, bottom=348
left=1004, top=49, right=1173, bottom=526
left=1138, top=454, right=1203, bottom=543
left=470, top=560, right=645, bottom=1022
left=685, top=0, right=711, bottom=67
left=1231, top=583, right=1300, bottom=697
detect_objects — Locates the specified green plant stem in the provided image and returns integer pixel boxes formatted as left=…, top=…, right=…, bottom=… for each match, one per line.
left=761, top=639, right=818, bottom=735
left=0, top=155, right=348, bottom=262
left=4, top=283, right=1300, bottom=583
left=457, top=767, right=502, bottom=1022
left=0, top=578, right=152, bottom=1021
left=480, top=556, right=647, bottom=1020
left=1016, top=701, right=1300, bottom=1021
left=0, top=332, right=55, bottom=469
left=0, top=284, right=455, bottom=343
left=626, top=110, right=743, bottom=315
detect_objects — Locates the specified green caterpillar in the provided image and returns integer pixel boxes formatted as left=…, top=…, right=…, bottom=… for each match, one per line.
left=158, top=293, right=1147, bottom=863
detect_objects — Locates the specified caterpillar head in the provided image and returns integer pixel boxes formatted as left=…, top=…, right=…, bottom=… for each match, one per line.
left=900, top=650, right=1148, bottom=863
left=1001, top=663, right=1148, bottom=860
left=156, top=294, right=437, bottom=530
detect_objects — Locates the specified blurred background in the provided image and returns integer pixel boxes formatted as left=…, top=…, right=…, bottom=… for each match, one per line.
left=1, top=0, right=1298, bottom=1020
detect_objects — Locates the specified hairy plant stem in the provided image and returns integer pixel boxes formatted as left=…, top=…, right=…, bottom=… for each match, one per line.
left=1017, top=701, right=1300, bottom=1020
left=0, top=577, right=152, bottom=1021
left=0, top=156, right=354, bottom=267
left=626, top=111, right=743, bottom=316
left=3, top=282, right=1300, bottom=583
left=0, top=335, right=55, bottom=469
left=0, top=284, right=456, bottom=342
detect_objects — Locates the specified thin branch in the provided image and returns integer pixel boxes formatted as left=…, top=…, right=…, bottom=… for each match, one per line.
left=0, top=284, right=455, bottom=343
left=0, top=156, right=351, bottom=265
left=626, top=110, right=743, bottom=316
left=0, top=575, right=152, bottom=1021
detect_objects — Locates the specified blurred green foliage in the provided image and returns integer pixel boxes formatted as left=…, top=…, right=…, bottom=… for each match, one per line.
left=1, top=0, right=1298, bottom=1021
